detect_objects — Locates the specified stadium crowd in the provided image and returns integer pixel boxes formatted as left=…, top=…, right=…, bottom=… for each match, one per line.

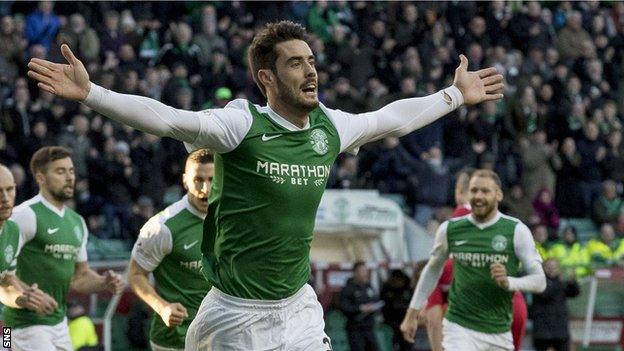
left=1, top=1, right=624, bottom=263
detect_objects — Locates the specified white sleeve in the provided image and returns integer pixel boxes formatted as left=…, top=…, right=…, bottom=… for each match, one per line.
left=322, top=86, right=463, bottom=153
left=10, top=207, right=37, bottom=252
left=84, top=84, right=251, bottom=153
left=7, top=233, right=21, bottom=275
left=408, top=221, right=450, bottom=309
left=130, top=218, right=173, bottom=272
left=76, top=217, right=89, bottom=262
left=507, top=223, right=546, bottom=292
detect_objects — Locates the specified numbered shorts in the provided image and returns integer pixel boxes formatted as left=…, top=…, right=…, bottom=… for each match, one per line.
left=10, top=318, right=72, bottom=351
left=185, top=284, right=332, bottom=351
left=442, top=318, right=513, bottom=351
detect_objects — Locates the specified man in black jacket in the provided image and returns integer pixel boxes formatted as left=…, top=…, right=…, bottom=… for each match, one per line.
left=531, top=258, right=580, bottom=351
left=339, top=261, right=382, bottom=351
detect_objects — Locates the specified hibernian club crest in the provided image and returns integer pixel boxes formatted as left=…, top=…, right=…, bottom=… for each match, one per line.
left=491, top=235, right=507, bottom=252
left=310, top=129, right=329, bottom=155
left=4, top=245, right=13, bottom=264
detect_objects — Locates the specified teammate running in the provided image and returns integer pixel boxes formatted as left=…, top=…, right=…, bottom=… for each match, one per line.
left=401, top=170, right=546, bottom=351
left=423, top=168, right=528, bottom=351
left=6, top=146, right=124, bottom=351
left=128, top=149, right=213, bottom=351
left=0, top=164, right=57, bottom=315
left=27, top=21, right=504, bottom=350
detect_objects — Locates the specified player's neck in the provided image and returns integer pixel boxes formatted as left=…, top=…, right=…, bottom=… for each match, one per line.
left=40, top=190, right=66, bottom=211
left=267, top=100, right=309, bottom=129
left=473, top=209, right=499, bottom=224
left=0, top=220, right=5, bottom=231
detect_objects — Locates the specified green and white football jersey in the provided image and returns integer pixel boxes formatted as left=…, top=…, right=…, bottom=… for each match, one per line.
left=85, top=83, right=464, bottom=301
left=409, top=212, right=543, bottom=334
left=5, top=194, right=88, bottom=328
left=131, top=195, right=210, bottom=349
left=0, top=220, right=20, bottom=280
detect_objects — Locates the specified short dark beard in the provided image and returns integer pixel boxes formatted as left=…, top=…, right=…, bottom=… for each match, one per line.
left=50, top=187, right=74, bottom=202
left=275, top=74, right=318, bottom=114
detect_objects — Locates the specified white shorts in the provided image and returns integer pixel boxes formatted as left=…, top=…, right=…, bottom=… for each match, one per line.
left=11, top=318, right=73, bottom=351
left=151, top=341, right=184, bottom=351
left=442, top=318, right=513, bottom=351
left=185, top=284, right=331, bottom=351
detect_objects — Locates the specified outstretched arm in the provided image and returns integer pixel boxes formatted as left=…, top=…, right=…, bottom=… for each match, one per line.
left=28, top=44, right=251, bottom=153
left=326, top=55, right=504, bottom=153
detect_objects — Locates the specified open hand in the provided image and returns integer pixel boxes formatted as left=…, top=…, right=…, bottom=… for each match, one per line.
left=27, top=44, right=91, bottom=101
left=453, top=55, right=504, bottom=105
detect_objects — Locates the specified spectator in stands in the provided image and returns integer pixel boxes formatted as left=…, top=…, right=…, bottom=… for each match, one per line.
left=371, top=137, right=419, bottom=210
left=59, top=14, right=100, bottom=62
left=130, top=133, right=166, bottom=208
left=533, top=224, right=551, bottom=259
left=308, top=0, right=339, bottom=43
left=586, top=223, right=624, bottom=266
left=339, top=262, right=382, bottom=351
left=549, top=226, right=589, bottom=278
left=67, top=300, right=99, bottom=351
left=128, top=195, right=154, bottom=243
left=510, top=1, right=552, bottom=52
left=99, top=141, right=139, bottom=240
left=502, top=184, right=534, bottom=225
left=0, top=15, right=26, bottom=79
left=603, top=130, right=624, bottom=184
left=519, top=130, right=560, bottom=200
left=328, top=154, right=362, bottom=190
left=380, top=269, right=412, bottom=351
left=558, top=11, right=593, bottom=62
left=193, top=5, right=226, bottom=67
left=532, top=188, right=560, bottom=232
left=59, top=114, right=91, bottom=178
left=555, top=137, right=585, bottom=217
left=577, top=122, right=607, bottom=213
left=530, top=258, right=580, bottom=351
left=0, top=83, right=34, bottom=144
left=99, top=10, right=125, bottom=57
left=156, top=22, right=201, bottom=77
left=25, top=1, right=60, bottom=51
left=591, top=179, right=624, bottom=226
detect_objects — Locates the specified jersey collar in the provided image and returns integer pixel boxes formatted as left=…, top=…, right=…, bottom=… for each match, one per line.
left=468, top=211, right=501, bottom=230
left=183, top=195, right=206, bottom=219
left=264, top=105, right=311, bottom=131
left=37, top=193, right=66, bottom=218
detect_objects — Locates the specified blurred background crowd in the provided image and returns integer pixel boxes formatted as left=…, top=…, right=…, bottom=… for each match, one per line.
left=0, top=1, right=623, bottom=266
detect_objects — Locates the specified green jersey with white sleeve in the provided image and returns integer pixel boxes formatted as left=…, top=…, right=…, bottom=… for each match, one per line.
left=409, top=212, right=545, bottom=333
left=5, top=194, right=88, bottom=328
left=84, top=83, right=465, bottom=301
left=131, top=195, right=209, bottom=349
